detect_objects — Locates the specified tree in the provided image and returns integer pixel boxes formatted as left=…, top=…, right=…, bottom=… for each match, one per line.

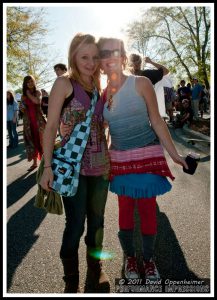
left=7, top=7, right=58, bottom=90
left=126, top=6, right=211, bottom=88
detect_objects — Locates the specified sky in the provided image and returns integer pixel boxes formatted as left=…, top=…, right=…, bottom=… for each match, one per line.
left=5, top=3, right=214, bottom=92
left=42, top=3, right=150, bottom=90
left=5, top=3, right=151, bottom=91
left=43, top=4, right=148, bottom=63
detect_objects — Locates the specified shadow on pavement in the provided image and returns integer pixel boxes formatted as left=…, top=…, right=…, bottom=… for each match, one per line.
left=84, top=273, right=110, bottom=293
left=7, top=142, right=25, bottom=159
left=199, top=155, right=210, bottom=163
left=7, top=171, right=37, bottom=208
left=7, top=197, right=47, bottom=291
left=7, top=150, right=26, bottom=166
left=154, top=205, right=200, bottom=280
left=119, top=204, right=203, bottom=281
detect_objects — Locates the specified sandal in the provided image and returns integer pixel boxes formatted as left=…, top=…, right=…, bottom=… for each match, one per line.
left=27, top=165, right=38, bottom=171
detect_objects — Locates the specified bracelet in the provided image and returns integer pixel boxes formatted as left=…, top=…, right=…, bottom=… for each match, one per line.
left=44, top=165, right=51, bottom=168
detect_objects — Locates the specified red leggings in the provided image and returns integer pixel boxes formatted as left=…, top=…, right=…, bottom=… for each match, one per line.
left=118, top=195, right=157, bottom=235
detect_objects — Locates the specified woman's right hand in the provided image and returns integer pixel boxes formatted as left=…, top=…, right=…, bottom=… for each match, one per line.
left=144, top=57, right=152, bottom=64
left=39, top=168, right=54, bottom=192
left=60, top=122, right=73, bottom=137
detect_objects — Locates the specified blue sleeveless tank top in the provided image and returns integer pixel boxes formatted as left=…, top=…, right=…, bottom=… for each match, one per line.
left=103, top=75, right=158, bottom=150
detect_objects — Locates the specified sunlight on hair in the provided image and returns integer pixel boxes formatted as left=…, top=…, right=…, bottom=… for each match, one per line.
left=101, top=74, right=108, bottom=89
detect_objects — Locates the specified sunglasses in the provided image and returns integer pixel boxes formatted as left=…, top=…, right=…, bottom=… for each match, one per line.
left=99, top=49, right=122, bottom=59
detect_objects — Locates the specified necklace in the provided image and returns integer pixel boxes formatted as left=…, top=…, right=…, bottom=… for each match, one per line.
left=106, top=74, right=127, bottom=111
left=107, top=94, right=113, bottom=111
left=106, top=86, right=117, bottom=111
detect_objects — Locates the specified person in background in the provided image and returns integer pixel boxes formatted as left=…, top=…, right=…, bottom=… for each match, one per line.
left=128, top=54, right=169, bottom=85
left=53, top=63, right=68, bottom=136
left=187, top=82, right=192, bottom=90
left=7, top=90, right=19, bottom=148
left=18, top=102, right=24, bottom=122
left=191, top=78, right=203, bottom=120
left=199, top=84, right=209, bottom=115
left=41, top=89, right=49, bottom=118
left=39, top=33, right=110, bottom=293
left=177, top=80, right=191, bottom=101
left=172, top=99, right=193, bottom=128
left=129, top=54, right=171, bottom=120
left=164, top=86, right=176, bottom=123
left=97, top=37, right=188, bottom=281
left=176, top=80, right=191, bottom=111
left=21, top=75, right=46, bottom=171
left=53, top=63, right=67, bottom=77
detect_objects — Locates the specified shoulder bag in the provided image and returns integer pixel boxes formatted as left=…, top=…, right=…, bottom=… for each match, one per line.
left=51, top=88, right=98, bottom=197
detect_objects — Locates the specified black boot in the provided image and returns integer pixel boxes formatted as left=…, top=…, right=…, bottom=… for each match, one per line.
left=84, top=250, right=110, bottom=293
left=61, top=255, right=80, bottom=293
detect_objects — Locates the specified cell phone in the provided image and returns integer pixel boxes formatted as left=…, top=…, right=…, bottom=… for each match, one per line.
left=183, top=153, right=200, bottom=175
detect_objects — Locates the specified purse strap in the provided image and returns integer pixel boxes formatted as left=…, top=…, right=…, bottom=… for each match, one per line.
left=55, top=88, right=98, bottom=162
left=84, top=87, right=98, bottom=124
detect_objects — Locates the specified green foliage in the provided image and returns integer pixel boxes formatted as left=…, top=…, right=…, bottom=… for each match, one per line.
left=126, top=6, right=211, bottom=89
left=7, top=7, right=56, bottom=90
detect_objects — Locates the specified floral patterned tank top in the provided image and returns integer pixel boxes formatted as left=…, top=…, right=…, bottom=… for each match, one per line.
left=60, top=79, right=110, bottom=177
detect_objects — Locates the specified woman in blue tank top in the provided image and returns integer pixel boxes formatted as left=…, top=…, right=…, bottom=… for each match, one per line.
left=97, top=37, right=188, bottom=281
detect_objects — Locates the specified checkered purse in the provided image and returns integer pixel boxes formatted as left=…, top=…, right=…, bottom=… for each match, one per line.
left=51, top=89, right=98, bottom=197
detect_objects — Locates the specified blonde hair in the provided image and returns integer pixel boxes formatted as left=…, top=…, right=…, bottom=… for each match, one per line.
left=68, top=33, right=100, bottom=92
left=97, top=37, right=128, bottom=70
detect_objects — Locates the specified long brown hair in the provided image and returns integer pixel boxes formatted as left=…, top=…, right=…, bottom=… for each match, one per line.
left=7, top=90, right=15, bottom=105
left=68, top=33, right=100, bottom=92
left=22, top=75, right=37, bottom=96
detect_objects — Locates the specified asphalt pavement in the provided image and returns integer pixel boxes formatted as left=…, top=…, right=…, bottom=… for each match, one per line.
left=6, top=119, right=212, bottom=296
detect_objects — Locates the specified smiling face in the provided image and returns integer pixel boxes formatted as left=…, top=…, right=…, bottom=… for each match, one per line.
left=68, top=34, right=101, bottom=91
left=74, top=43, right=100, bottom=81
left=99, top=39, right=126, bottom=77
left=26, top=78, right=35, bottom=89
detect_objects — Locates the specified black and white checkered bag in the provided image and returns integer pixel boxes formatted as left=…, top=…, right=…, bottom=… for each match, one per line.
left=51, top=89, right=98, bottom=197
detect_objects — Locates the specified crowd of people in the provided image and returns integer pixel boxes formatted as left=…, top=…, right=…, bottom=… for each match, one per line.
left=7, top=32, right=210, bottom=293
left=172, top=78, right=210, bottom=127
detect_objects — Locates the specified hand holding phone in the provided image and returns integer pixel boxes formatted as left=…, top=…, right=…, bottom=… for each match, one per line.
left=183, top=152, right=200, bottom=175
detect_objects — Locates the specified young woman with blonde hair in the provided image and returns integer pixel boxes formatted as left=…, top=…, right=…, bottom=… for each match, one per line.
left=39, top=33, right=110, bottom=293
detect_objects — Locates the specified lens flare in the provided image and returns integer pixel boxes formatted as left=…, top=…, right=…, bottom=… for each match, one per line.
left=111, top=73, right=117, bottom=81
left=88, top=249, right=115, bottom=260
